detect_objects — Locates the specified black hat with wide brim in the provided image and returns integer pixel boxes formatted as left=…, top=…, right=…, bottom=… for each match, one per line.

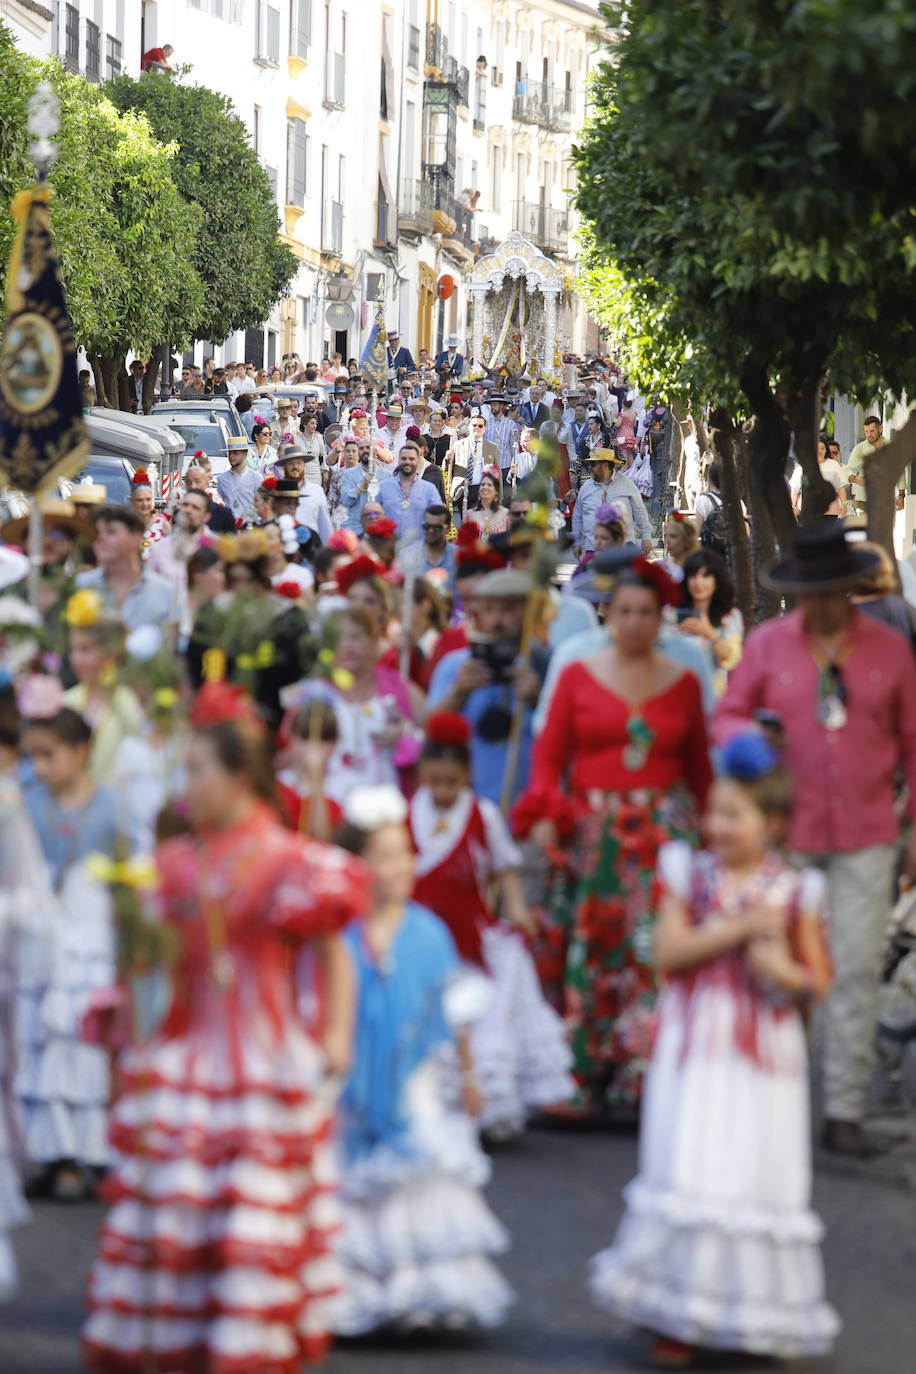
left=761, top=519, right=881, bottom=593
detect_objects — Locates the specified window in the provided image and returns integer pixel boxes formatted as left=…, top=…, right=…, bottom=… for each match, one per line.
left=85, top=20, right=100, bottom=79
left=63, top=4, right=79, bottom=70
left=106, top=34, right=122, bottom=78
left=473, top=71, right=486, bottom=130
left=286, top=119, right=309, bottom=206
left=253, top=104, right=262, bottom=153
left=408, top=24, right=420, bottom=69
left=255, top=1, right=281, bottom=62
left=564, top=69, right=573, bottom=112
left=290, top=0, right=311, bottom=58
left=491, top=146, right=502, bottom=212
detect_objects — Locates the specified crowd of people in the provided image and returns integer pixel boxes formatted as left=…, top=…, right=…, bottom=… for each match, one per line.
left=0, top=339, right=914, bottom=1371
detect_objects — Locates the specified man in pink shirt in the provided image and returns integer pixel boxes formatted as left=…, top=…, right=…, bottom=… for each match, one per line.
left=716, top=521, right=916, bottom=1158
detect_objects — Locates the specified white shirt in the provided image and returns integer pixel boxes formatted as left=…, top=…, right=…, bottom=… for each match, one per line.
left=295, top=485, right=332, bottom=542
left=373, top=424, right=410, bottom=458
left=271, top=562, right=314, bottom=593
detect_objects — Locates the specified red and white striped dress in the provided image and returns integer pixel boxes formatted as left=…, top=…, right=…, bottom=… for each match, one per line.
left=83, top=804, right=369, bottom=1374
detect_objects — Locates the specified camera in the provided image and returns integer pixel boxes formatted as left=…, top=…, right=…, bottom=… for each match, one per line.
left=470, top=635, right=518, bottom=685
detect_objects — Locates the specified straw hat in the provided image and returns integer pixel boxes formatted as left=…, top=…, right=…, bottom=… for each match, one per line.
left=1, top=498, right=95, bottom=547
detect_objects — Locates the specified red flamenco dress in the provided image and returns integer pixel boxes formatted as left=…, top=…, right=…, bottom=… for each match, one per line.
left=513, top=661, right=712, bottom=1110
left=83, top=803, right=369, bottom=1374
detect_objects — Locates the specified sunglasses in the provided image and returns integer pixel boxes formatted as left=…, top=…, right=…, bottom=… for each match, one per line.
left=422, top=523, right=446, bottom=532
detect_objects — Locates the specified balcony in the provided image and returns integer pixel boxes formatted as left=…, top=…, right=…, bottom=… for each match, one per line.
left=426, top=22, right=447, bottom=74
left=322, top=200, right=343, bottom=255
left=513, top=200, right=569, bottom=254
left=398, top=179, right=435, bottom=237
left=323, top=51, right=345, bottom=108
left=511, top=82, right=572, bottom=132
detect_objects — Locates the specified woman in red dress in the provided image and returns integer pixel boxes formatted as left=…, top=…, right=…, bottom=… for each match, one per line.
left=515, top=557, right=712, bottom=1116
left=83, top=685, right=369, bottom=1374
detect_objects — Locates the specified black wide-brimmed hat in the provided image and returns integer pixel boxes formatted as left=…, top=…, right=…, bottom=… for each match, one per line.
left=762, top=519, right=881, bottom=593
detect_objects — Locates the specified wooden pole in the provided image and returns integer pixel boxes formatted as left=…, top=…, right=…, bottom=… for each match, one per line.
left=27, top=501, right=42, bottom=611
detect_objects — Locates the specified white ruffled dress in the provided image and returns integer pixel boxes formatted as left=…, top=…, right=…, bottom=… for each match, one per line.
left=589, top=843, right=840, bottom=1358
left=331, top=902, right=514, bottom=1336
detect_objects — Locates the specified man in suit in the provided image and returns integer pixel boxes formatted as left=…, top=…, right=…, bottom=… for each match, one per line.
left=447, top=411, right=499, bottom=516
left=520, top=383, right=549, bottom=430
left=435, top=333, right=465, bottom=378
left=318, top=380, right=349, bottom=432
left=386, top=331, right=416, bottom=375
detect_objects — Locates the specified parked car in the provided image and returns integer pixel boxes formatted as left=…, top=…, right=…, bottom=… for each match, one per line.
left=152, top=398, right=247, bottom=440
left=260, top=382, right=330, bottom=406
left=61, top=455, right=136, bottom=506
left=88, top=409, right=184, bottom=502
left=149, top=405, right=236, bottom=476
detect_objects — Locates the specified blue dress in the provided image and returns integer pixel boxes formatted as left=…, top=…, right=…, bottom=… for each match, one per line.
left=331, top=902, right=513, bottom=1334
left=18, top=784, right=122, bottom=1168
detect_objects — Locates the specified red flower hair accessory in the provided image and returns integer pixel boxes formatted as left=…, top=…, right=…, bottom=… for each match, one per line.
left=349, top=407, right=367, bottom=419
left=189, top=681, right=265, bottom=734
left=405, top=424, right=422, bottom=441
left=261, top=475, right=278, bottom=491
left=630, top=556, right=681, bottom=607
left=131, top=468, right=151, bottom=486
left=455, top=545, right=506, bottom=573
left=669, top=510, right=687, bottom=524
left=193, top=450, right=204, bottom=459
left=327, top=528, right=359, bottom=554
left=365, top=517, right=398, bottom=540
left=426, top=712, right=471, bottom=747
left=274, top=581, right=303, bottom=600
left=336, top=554, right=387, bottom=595
left=456, top=521, right=480, bottom=548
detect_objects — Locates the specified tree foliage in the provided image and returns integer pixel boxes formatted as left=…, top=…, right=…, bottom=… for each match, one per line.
left=106, top=73, right=297, bottom=344
left=575, top=1, right=916, bottom=550
left=0, top=23, right=204, bottom=374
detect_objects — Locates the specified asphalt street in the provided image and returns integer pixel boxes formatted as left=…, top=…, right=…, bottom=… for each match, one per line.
left=2, top=1121, right=915, bottom=1374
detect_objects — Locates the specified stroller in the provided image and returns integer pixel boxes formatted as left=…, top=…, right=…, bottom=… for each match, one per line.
left=876, top=885, right=916, bottom=1111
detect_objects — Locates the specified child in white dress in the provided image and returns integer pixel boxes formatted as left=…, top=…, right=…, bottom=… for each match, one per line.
left=589, top=733, right=840, bottom=1364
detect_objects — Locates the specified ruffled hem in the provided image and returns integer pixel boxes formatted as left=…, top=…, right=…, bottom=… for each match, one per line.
left=622, top=1177, right=825, bottom=1244
left=339, top=1172, right=508, bottom=1276
left=19, top=1098, right=109, bottom=1167
left=87, top=1254, right=340, bottom=1322
left=83, top=1319, right=331, bottom=1373
left=588, top=1182, right=840, bottom=1358
left=330, top=1253, right=514, bottom=1336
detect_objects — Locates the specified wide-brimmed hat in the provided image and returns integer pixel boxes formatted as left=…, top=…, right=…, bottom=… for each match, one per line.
left=762, top=520, right=881, bottom=593
left=474, top=568, right=532, bottom=600
left=226, top=435, right=250, bottom=451
left=407, top=398, right=429, bottom=414
left=586, top=447, right=624, bottom=466
left=384, top=404, right=404, bottom=418
left=273, top=479, right=300, bottom=496
left=70, top=481, right=108, bottom=505
left=2, top=498, right=94, bottom=547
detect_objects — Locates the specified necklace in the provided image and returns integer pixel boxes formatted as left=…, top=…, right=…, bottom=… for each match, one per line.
left=622, top=711, right=655, bottom=771
left=807, top=633, right=851, bottom=731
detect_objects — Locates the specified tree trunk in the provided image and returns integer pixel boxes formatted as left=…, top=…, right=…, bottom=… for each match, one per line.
left=789, top=373, right=833, bottom=522
left=866, top=408, right=916, bottom=557
left=739, top=355, right=796, bottom=557
left=708, top=406, right=755, bottom=626
left=668, top=401, right=686, bottom=507
left=739, top=424, right=782, bottom=621
left=141, top=364, right=159, bottom=415
left=95, top=355, right=122, bottom=412
left=90, top=356, right=112, bottom=408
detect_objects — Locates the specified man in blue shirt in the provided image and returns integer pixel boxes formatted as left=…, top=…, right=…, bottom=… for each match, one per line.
left=376, top=437, right=441, bottom=538
left=428, top=568, right=543, bottom=805
left=419, top=504, right=458, bottom=597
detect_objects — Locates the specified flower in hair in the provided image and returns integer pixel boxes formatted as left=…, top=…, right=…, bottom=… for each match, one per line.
left=721, top=732, right=777, bottom=782
left=456, top=521, right=480, bottom=548
left=426, top=712, right=471, bottom=747
left=253, top=414, right=266, bottom=425
left=328, top=529, right=359, bottom=554
left=595, top=502, right=624, bottom=525
left=343, top=784, right=407, bottom=830
left=261, top=476, right=278, bottom=491
left=365, top=517, right=398, bottom=540
left=405, top=424, right=422, bottom=441
left=629, top=556, right=681, bottom=607
left=274, top=581, right=304, bottom=601
left=189, top=681, right=264, bottom=734
left=131, top=468, right=151, bottom=487
left=336, top=554, right=387, bottom=596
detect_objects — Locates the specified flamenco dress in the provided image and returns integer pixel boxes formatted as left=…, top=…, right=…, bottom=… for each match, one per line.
left=19, top=781, right=121, bottom=1171
left=589, top=843, right=840, bottom=1357
left=330, top=901, right=513, bottom=1335
left=410, top=786, right=573, bottom=1138
left=83, top=803, right=369, bottom=1373
left=513, top=661, right=712, bottom=1108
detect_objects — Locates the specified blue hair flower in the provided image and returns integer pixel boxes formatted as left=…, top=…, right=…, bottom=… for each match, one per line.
left=721, top=732, right=777, bottom=782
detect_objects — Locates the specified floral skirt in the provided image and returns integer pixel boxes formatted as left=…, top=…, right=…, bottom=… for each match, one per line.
left=535, top=789, right=696, bottom=1108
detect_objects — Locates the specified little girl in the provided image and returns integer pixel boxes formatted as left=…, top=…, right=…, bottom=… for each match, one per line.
left=64, top=612, right=145, bottom=781
left=411, top=713, right=573, bottom=1141
left=20, top=708, right=124, bottom=1199
left=277, top=700, right=344, bottom=840
left=589, top=734, right=840, bottom=1364
left=331, top=784, right=513, bottom=1336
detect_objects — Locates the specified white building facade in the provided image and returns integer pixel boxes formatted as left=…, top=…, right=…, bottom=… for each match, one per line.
left=2, top=0, right=600, bottom=373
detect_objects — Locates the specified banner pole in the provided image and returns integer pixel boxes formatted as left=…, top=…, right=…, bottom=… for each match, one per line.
left=27, top=501, right=42, bottom=611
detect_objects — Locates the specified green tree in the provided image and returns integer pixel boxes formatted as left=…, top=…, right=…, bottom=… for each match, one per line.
left=106, top=73, right=297, bottom=350
left=575, top=1, right=916, bottom=558
left=0, top=24, right=205, bottom=405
